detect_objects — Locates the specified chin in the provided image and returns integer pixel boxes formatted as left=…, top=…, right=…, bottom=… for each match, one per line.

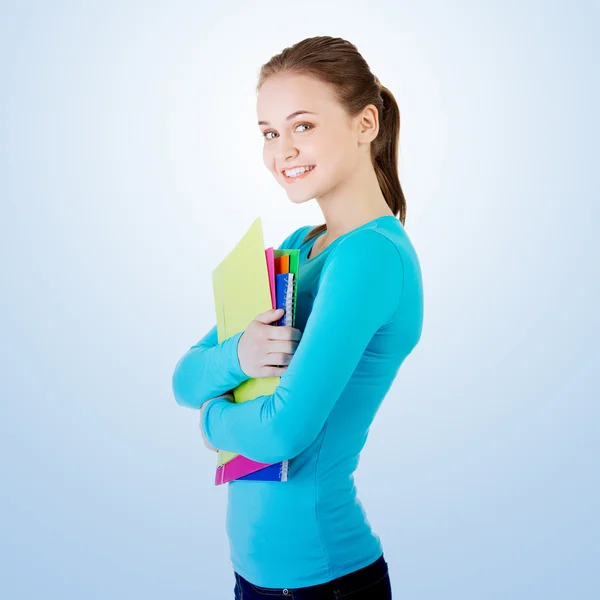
left=287, top=194, right=314, bottom=205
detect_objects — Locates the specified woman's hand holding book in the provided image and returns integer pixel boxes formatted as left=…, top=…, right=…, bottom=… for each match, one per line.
left=237, top=308, right=303, bottom=379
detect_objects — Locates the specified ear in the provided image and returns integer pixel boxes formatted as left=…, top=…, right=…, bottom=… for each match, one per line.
left=356, top=104, right=379, bottom=144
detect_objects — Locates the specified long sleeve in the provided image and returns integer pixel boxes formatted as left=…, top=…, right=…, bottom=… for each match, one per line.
left=172, top=226, right=307, bottom=410
left=201, top=229, right=404, bottom=464
left=172, top=326, right=249, bottom=409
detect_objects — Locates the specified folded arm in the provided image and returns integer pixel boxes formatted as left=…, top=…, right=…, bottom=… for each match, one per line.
left=201, top=230, right=404, bottom=464
left=171, top=226, right=308, bottom=411
left=172, top=326, right=249, bottom=409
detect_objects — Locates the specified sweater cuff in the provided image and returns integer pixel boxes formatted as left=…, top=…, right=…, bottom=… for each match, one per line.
left=225, top=331, right=248, bottom=384
left=201, top=396, right=231, bottom=449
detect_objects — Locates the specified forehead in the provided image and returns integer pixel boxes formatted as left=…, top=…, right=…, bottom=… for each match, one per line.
left=256, top=73, right=337, bottom=121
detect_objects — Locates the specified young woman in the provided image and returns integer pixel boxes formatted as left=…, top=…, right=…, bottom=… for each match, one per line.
left=172, top=36, right=424, bottom=600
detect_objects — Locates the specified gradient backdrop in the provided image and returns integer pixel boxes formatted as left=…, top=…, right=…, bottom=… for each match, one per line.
left=1, top=1, right=598, bottom=599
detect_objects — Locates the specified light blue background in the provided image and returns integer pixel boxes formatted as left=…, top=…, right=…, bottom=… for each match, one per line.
left=1, top=1, right=598, bottom=599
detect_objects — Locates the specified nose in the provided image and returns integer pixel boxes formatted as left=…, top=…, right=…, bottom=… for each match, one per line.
left=278, top=148, right=298, bottom=166
left=276, top=134, right=299, bottom=163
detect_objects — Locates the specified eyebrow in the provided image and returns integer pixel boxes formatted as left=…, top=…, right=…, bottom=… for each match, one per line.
left=258, top=110, right=317, bottom=127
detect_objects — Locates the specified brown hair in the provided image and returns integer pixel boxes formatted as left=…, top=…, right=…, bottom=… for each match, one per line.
left=256, top=36, right=406, bottom=243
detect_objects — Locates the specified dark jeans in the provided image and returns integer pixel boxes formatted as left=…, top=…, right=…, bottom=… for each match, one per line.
left=233, top=553, right=391, bottom=599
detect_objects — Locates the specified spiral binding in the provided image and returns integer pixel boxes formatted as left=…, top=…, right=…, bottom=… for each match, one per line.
left=283, top=273, right=295, bottom=327
left=280, top=460, right=289, bottom=482
left=277, top=272, right=294, bottom=482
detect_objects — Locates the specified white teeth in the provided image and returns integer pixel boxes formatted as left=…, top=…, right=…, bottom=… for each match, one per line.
left=284, top=166, right=314, bottom=177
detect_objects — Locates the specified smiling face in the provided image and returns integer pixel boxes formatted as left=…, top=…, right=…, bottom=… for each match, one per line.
left=257, top=72, right=362, bottom=205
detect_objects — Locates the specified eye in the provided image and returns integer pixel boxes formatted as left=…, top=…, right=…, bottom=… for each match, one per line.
left=262, top=123, right=313, bottom=140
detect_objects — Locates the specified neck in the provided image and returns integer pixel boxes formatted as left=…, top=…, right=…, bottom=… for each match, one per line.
left=315, top=157, right=394, bottom=241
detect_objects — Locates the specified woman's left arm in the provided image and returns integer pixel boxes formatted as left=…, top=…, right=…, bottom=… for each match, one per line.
left=199, top=392, right=234, bottom=452
left=200, top=230, right=404, bottom=464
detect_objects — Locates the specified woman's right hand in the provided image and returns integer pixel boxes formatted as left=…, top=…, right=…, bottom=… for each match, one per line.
left=237, top=308, right=303, bottom=379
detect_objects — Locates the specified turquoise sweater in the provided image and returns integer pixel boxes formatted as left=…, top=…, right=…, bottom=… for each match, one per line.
left=172, top=215, right=424, bottom=589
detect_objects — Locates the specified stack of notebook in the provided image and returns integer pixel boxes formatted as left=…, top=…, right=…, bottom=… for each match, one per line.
left=210, top=217, right=299, bottom=485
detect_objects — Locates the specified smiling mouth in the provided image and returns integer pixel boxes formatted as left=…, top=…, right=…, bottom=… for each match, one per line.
left=282, top=166, right=316, bottom=183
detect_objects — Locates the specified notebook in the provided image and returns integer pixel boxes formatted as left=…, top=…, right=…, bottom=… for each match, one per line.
left=237, top=461, right=289, bottom=482
left=214, top=270, right=296, bottom=485
left=215, top=456, right=273, bottom=485
left=210, top=217, right=299, bottom=484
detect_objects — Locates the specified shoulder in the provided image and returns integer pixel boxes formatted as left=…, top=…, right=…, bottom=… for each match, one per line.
left=312, top=228, right=404, bottom=326
left=326, top=227, right=403, bottom=273
left=320, top=228, right=404, bottom=319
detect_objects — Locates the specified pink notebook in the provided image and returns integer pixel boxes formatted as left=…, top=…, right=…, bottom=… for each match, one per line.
left=215, top=454, right=273, bottom=486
